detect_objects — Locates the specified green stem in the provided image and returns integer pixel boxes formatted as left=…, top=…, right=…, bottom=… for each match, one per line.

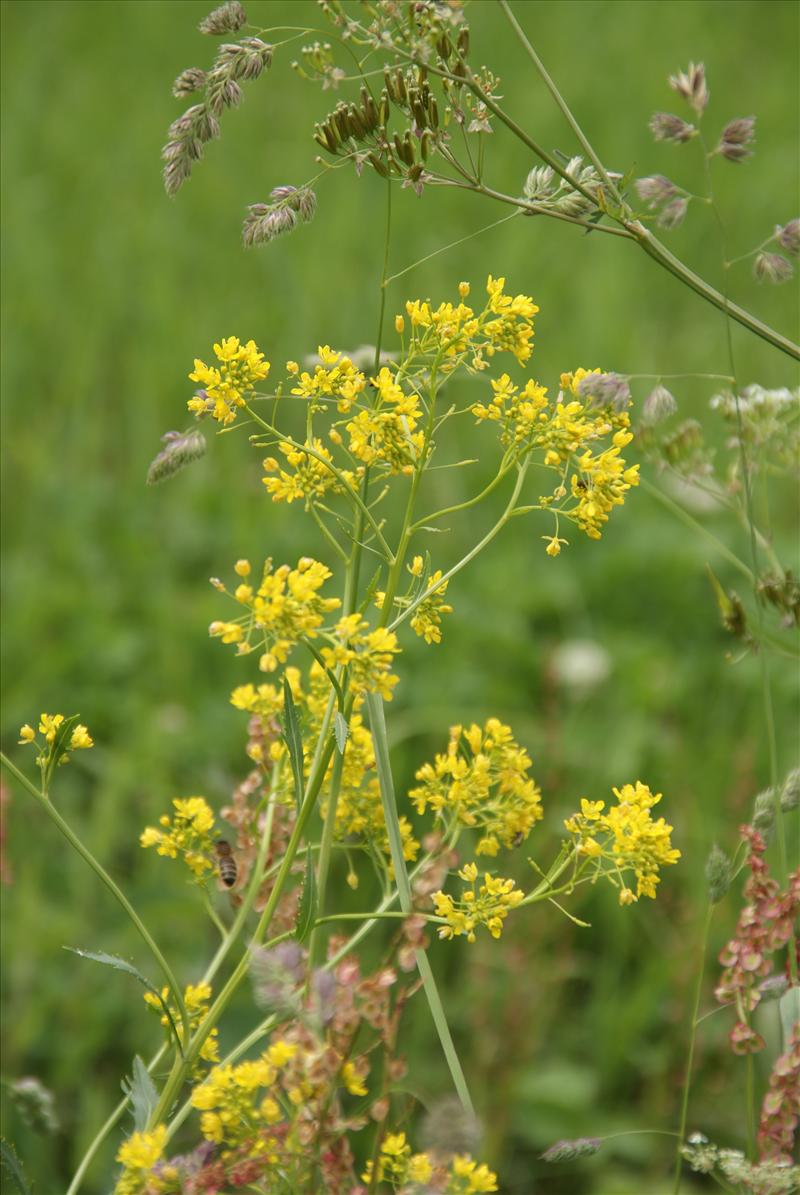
left=246, top=406, right=394, bottom=561
left=366, top=691, right=476, bottom=1120
left=640, top=479, right=754, bottom=584
left=0, top=752, right=190, bottom=1043
left=389, top=462, right=529, bottom=633
left=672, top=902, right=713, bottom=1195
left=498, top=0, right=623, bottom=204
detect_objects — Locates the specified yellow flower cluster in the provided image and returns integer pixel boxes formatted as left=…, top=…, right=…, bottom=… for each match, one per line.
left=403, top=275, right=537, bottom=368
left=375, top=557, right=453, bottom=646
left=564, top=781, right=681, bottom=904
left=114, top=1125, right=167, bottom=1195
left=210, top=556, right=341, bottom=672
left=140, top=796, right=216, bottom=881
left=409, top=719, right=543, bottom=855
left=433, top=861, right=524, bottom=943
left=262, top=438, right=356, bottom=504
left=190, top=1038, right=300, bottom=1147
left=362, top=1131, right=498, bottom=1192
left=473, top=367, right=639, bottom=552
left=344, top=365, right=424, bottom=473
left=143, top=981, right=219, bottom=1064
left=289, top=344, right=367, bottom=411
left=321, top=613, right=401, bottom=701
left=18, top=713, right=94, bottom=769
left=188, top=335, right=270, bottom=426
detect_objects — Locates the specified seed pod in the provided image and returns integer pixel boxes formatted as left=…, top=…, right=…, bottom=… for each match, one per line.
left=378, top=90, right=390, bottom=125
left=427, top=96, right=440, bottom=128
left=419, top=130, right=432, bottom=160
left=457, top=28, right=470, bottom=55
left=367, top=151, right=389, bottom=178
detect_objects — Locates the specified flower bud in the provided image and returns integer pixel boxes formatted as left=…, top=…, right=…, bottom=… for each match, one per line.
left=649, top=112, right=696, bottom=143
left=641, top=383, right=677, bottom=425
left=775, top=218, right=800, bottom=256
left=716, top=117, right=756, bottom=162
left=753, top=252, right=793, bottom=284
left=635, top=174, right=678, bottom=208
left=668, top=62, right=709, bottom=115
left=658, top=196, right=689, bottom=229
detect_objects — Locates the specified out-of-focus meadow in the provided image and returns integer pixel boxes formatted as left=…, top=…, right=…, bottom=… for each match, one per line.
left=1, top=1, right=798, bottom=1191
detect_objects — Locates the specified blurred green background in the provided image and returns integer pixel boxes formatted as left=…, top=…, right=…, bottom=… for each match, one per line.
left=1, top=1, right=798, bottom=1191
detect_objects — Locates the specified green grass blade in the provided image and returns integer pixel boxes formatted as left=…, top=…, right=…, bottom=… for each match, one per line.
left=365, top=691, right=475, bottom=1120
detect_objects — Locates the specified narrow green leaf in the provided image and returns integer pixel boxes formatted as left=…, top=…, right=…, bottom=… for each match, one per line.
left=294, top=845, right=317, bottom=943
left=0, top=1140, right=32, bottom=1195
left=366, top=692, right=475, bottom=1120
left=44, top=714, right=81, bottom=787
left=121, top=1056, right=159, bottom=1132
left=281, top=677, right=305, bottom=813
left=358, top=566, right=383, bottom=615
left=65, top=947, right=182, bottom=1055
left=334, top=712, right=350, bottom=755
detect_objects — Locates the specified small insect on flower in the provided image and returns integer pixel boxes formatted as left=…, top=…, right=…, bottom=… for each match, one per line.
left=214, top=838, right=238, bottom=887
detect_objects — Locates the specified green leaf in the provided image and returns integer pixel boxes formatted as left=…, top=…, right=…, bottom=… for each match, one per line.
left=44, top=714, right=81, bottom=786
left=334, top=712, right=349, bottom=755
left=121, top=1056, right=158, bottom=1132
left=280, top=677, right=305, bottom=812
left=0, top=1140, right=32, bottom=1195
left=358, top=566, right=383, bottom=615
left=65, top=947, right=182, bottom=1055
left=294, top=845, right=317, bottom=943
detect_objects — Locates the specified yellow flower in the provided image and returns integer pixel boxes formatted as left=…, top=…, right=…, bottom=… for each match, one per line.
left=70, top=725, right=93, bottom=750
left=18, top=724, right=35, bottom=744
left=341, top=1060, right=367, bottom=1096
left=447, top=1154, right=499, bottom=1193
left=140, top=797, right=216, bottom=882
left=38, top=713, right=64, bottom=742
left=543, top=535, right=568, bottom=557
left=188, top=336, right=270, bottom=426
left=564, top=781, right=680, bottom=903
left=116, top=1124, right=166, bottom=1168
left=410, top=718, right=542, bottom=854
left=433, top=864, right=524, bottom=943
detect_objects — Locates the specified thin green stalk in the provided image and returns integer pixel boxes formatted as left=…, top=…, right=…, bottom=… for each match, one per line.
left=673, top=902, right=713, bottom=1194
left=149, top=711, right=341, bottom=1126
left=246, top=406, right=393, bottom=561
left=365, top=691, right=476, bottom=1120
left=0, top=753, right=190, bottom=1043
left=389, top=462, right=529, bottom=633
left=415, top=40, right=800, bottom=360
left=498, top=0, right=624, bottom=204
left=640, top=479, right=754, bottom=583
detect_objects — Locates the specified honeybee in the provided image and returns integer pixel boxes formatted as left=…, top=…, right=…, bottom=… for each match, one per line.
left=214, top=839, right=238, bottom=888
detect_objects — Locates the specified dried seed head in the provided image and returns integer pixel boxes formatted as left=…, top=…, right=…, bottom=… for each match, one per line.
left=541, top=1137, right=601, bottom=1164
left=668, top=62, right=709, bottom=115
left=753, top=252, right=793, bottom=284
left=775, top=218, right=800, bottom=256
left=649, top=112, right=697, bottom=143
left=523, top=164, right=555, bottom=202
left=705, top=843, right=732, bottom=904
left=658, top=196, right=689, bottom=230
left=717, top=116, right=756, bottom=162
left=146, top=428, right=207, bottom=484
left=576, top=371, right=631, bottom=410
left=641, top=383, right=678, bottom=425
left=781, top=767, right=800, bottom=812
left=635, top=174, right=678, bottom=208
left=198, top=0, right=247, bottom=35
left=172, top=67, right=207, bottom=98
left=242, top=203, right=297, bottom=247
